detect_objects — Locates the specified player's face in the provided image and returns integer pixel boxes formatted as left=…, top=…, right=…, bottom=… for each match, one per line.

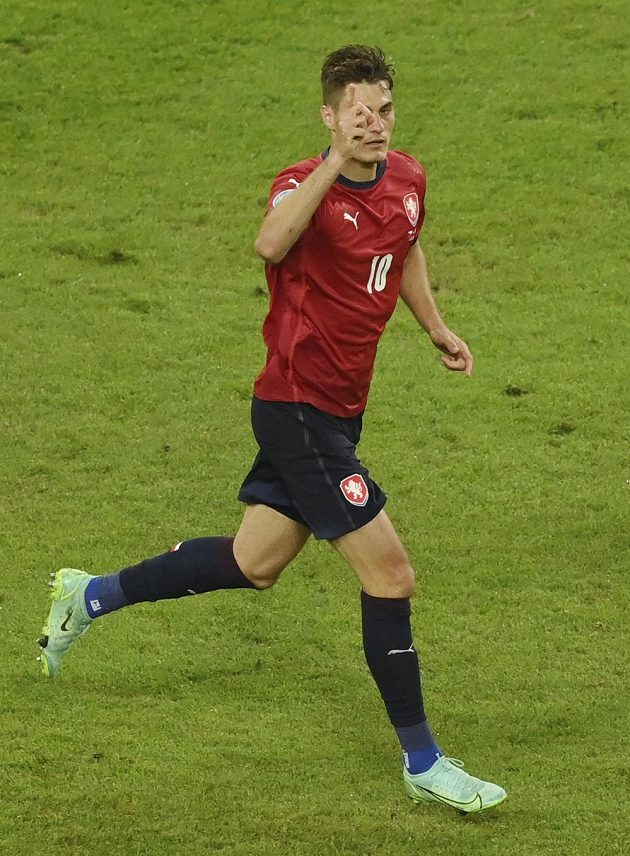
left=337, top=80, right=395, bottom=164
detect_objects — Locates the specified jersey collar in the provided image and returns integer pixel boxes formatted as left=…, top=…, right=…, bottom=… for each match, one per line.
left=321, top=147, right=387, bottom=189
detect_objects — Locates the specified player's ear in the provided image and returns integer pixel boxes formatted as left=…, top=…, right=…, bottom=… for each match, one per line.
left=320, top=104, right=335, bottom=130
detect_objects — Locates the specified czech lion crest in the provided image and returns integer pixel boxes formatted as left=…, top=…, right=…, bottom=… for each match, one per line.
left=339, top=474, right=369, bottom=507
left=403, top=192, right=420, bottom=226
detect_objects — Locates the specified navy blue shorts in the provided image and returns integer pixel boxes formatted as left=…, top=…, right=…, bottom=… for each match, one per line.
left=238, top=397, right=387, bottom=540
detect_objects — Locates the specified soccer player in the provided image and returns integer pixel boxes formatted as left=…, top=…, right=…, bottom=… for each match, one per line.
left=38, top=45, right=506, bottom=814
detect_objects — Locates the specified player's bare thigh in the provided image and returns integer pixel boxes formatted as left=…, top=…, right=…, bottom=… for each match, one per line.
left=331, top=509, right=416, bottom=598
left=233, top=503, right=310, bottom=589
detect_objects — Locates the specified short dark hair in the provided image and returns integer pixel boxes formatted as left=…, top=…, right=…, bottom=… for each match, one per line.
left=320, top=45, right=394, bottom=107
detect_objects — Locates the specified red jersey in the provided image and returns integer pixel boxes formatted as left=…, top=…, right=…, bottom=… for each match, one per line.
left=254, top=149, right=426, bottom=418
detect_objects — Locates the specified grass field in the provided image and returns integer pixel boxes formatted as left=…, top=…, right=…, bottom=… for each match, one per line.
left=1, top=1, right=629, bottom=854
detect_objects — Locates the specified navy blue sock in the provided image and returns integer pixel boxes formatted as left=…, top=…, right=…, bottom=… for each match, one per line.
left=361, top=591, right=440, bottom=773
left=397, top=721, right=442, bottom=774
left=85, top=573, right=129, bottom=618
left=84, top=537, right=255, bottom=619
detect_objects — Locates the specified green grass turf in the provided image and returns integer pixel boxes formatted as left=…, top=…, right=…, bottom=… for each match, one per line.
left=1, top=0, right=629, bottom=853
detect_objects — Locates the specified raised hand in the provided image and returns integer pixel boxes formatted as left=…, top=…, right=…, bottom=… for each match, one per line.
left=330, top=84, right=376, bottom=161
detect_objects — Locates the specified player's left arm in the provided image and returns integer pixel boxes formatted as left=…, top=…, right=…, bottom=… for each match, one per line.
left=399, top=241, right=473, bottom=376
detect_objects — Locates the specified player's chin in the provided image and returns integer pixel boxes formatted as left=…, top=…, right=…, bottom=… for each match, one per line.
left=357, top=145, right=389, bottom=163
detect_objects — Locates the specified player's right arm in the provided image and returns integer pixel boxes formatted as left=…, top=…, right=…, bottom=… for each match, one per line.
left=254, top=85, right=372, bottom=265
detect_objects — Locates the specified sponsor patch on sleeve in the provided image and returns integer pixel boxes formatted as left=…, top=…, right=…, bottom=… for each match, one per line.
left=272, top=187, right=297, bottom=208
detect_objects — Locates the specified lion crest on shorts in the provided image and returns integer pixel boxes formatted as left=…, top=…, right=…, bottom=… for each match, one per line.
left=339, top=474, right=369, bottom=507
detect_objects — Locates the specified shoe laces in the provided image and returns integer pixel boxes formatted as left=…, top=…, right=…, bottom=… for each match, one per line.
left=443, top=757, right=464, bottom=768
left=429, top=757, right=480, bottom=795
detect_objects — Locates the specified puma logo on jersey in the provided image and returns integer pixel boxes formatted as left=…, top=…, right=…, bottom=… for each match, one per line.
left=343, top=210, right=359, bottom=230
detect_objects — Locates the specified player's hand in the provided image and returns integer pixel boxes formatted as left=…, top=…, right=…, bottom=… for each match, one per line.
left=330, top=84, right=374, bottom=161
left=429, top=325, right=473, bottom=377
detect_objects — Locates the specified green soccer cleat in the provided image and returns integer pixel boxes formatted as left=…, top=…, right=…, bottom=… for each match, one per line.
left=403, top=755, right=507, bottom=814
left=37, top=568, right=94, bottom=678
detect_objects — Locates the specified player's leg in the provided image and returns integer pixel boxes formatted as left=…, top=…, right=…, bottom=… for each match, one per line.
left=38, top=504, right=310, bottom=677
left=113, top=502, right=309, bottom=603
left=332, top=509, right=436, bottom=766
left=332, top=509, right=506, bottom=813
left=332, top=507, right=415, bottom=598
left=234, top=503, right=311, bottom=587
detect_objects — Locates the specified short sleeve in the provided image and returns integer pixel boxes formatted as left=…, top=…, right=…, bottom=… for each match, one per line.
left=264, top=158, right=321, bottom=215
left=265, top=174, right=302, bottom=214
left=412, top=156, right=426, bottom=233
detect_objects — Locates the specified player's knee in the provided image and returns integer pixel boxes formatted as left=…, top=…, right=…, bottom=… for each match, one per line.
left=239, top=561, right=283, bottom=590
left=250, top=574, right=277, bottom=590
left=385, top=562, right=416, bottom=598
left=397, top=574, right=417, bottom=599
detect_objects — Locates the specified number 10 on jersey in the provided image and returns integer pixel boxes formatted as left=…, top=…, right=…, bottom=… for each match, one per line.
left=366, top=254, right=393, bottom=294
